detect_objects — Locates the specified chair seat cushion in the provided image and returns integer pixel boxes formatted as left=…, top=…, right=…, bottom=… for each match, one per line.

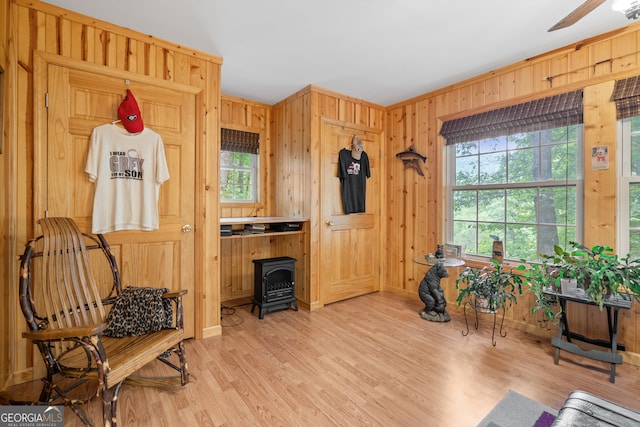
left=104, top=286, right=173, bottom=337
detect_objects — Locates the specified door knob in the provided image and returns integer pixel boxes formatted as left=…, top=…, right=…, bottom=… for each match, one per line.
left=182, top=224, right=193, bottom=233
left=325, top=220, right=334, bottom=227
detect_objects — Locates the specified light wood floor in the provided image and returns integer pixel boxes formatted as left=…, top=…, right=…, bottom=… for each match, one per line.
left=6, top=291, right=640, bottom=426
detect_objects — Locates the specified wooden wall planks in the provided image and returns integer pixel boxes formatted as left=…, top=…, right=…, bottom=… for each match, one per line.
left=1, top=0, right=13, bottom=391
left=219, top=95, right=295, bottom=304
left=220, top=95, right=272, bottom=219
left=271, top=86, right=385, bottom=311
left=3, top=0, right=222, bottom=386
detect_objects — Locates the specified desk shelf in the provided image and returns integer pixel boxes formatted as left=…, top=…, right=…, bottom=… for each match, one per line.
left=220, top=216, right=307, bottom=239
left=221, top=230, right=304, bottom=239
left=220, top=217, right=309, bottom=303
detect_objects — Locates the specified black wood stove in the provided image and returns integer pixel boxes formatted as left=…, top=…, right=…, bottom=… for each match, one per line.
left=251, top=257, right=298, bottom=319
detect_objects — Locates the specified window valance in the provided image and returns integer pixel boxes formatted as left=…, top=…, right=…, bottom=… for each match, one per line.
left=611, top=75, right=640, bottom=120
left=221, top=128, right=260, bottom=154
left=439, top=90, right=583, bottom=145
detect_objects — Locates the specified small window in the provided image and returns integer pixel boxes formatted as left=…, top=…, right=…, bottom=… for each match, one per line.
left=220, top=128, right=260, bottom=203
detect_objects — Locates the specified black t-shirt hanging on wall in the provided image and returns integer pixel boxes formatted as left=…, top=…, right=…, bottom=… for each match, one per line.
left=338, top=148, right=371, bottom=214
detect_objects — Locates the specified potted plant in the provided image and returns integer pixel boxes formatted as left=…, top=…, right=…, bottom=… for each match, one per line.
left=524, top=241, right=640, bottom=323
left=520, top=253, right=563, bottom=324
left=456, top=259, right=524, bottom=313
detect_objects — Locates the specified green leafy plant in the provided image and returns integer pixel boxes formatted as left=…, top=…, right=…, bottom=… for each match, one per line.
left=456, top=259, right=524, bottom=312
left=523, top=241, right=640, bottom=323
left=520, top=255, right=562, bottom=324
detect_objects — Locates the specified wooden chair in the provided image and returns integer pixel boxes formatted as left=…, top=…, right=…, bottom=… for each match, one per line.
left=17, top=217, right=189, bottom=427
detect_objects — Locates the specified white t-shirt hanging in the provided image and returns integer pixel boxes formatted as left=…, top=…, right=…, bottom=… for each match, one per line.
left=85, top=123, right=170, bottom=233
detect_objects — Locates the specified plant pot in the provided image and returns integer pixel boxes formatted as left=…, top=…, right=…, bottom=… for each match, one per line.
left=560, top=278, right=578, bottom=296
left=473, top=294, right=497, bottom=313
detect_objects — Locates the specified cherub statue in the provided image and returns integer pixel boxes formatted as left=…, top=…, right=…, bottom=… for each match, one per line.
left=418, top=262, right=451, bottom=322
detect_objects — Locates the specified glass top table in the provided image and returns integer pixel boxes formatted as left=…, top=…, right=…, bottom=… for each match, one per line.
left=412, top=256, right=465, bottom=323
left=412, top=256, right=465, bottom=268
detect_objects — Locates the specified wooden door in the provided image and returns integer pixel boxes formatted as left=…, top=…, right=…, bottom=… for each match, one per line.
left=320, top=120, right=382, bottom=304
left=41, top=62, right=197, bottom=337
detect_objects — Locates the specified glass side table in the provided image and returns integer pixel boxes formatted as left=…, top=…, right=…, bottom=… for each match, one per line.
left=412, top=256, right=465, bottom=322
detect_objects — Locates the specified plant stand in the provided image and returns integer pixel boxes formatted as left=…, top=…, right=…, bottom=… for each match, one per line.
left=543, top=289, right=632, bottom=383
left=462, top=295, right=506, bottom=346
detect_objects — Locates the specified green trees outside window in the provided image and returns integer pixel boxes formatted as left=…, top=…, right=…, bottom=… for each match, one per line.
left=220, top=150, right=257, bottom=202
left=621, top=116, right=640, bottom=259
left=450, top=125, right=582, bottom=262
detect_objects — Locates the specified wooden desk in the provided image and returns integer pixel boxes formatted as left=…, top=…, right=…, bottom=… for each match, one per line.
left=543, top=289, right=633, bottom=383
left=220, top=216, right=307, bottom=239
left=219, top=217, right=308, bottom=303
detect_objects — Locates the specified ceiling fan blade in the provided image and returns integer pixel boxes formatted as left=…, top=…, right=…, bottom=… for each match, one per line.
left=548, top=0, right=607, bottom=31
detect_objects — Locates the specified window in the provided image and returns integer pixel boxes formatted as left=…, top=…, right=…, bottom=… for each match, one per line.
left=441, top=91, right=584, bottom=262
left=220, top=128, right=260, bottom=203
left=220, top=151, right=258, bottom=201
left=618, top=117, right=640, bottom=259
left=448, top=127, right=583, bottom=261
left=613, top=75, right=640, bottom=259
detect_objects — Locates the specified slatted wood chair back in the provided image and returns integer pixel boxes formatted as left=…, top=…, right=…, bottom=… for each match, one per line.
left=20, top=217, right=120, bottom=354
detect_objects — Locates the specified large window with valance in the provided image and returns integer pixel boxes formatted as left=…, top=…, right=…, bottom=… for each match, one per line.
left=441, top=91, right=584, bottom=262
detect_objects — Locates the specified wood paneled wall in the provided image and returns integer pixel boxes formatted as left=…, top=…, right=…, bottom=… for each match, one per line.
left=384, top=21, right=640, bottom=362
left=219, top=95, right=309, bottom=304
left=2, top=0, right=222, bottom=386
left=0, top=0, right=12, bottom=388
left=220, top=95, right=272, bottom=218
left=272, top=86, right=385, bottom=310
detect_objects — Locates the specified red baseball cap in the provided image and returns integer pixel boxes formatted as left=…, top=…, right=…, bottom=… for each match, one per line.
left=118, top=89, right=144, bottom=133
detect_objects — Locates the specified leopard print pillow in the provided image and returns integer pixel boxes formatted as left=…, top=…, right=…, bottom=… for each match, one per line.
left=104, top=286, right=173, bottom=337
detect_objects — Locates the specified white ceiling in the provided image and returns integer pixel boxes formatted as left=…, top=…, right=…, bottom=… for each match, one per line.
left=43, top=0, right=634, bottom=106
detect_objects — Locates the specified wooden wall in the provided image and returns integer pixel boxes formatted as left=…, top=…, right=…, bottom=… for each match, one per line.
left=220, top=95, right=272, bottom=218
left=272, top=86, right=385, bottom=310
left=1, top=0, right=222, bottom=387
left=219, top=95, right=308, bottom=304
left=0, top=0, right=12, bottom=388
left=384, top=21, right=640, bottom=362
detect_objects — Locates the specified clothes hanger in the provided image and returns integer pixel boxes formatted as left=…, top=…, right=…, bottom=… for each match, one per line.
left=346, top=134, right=357, bottom=150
